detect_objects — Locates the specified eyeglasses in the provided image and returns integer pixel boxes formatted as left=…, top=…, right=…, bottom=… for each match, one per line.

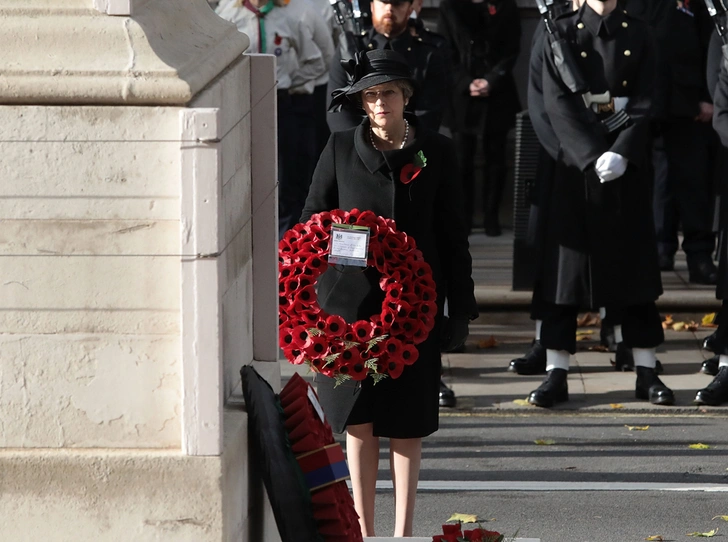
left=363, top=88, right=401, bottom=102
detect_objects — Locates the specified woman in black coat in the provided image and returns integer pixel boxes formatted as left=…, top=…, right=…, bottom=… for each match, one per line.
left=300, top=49, right=477, bottom=537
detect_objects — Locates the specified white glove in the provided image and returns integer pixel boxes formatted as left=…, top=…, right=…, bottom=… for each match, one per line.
left=613, top=97, right=629, bottom=112
left=595, top=151, right=628, bottom=183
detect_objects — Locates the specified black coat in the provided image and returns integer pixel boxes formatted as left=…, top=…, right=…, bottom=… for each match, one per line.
left=301, top=116, right=477, bottom=438
left=326, top=28, right=450, bottom=133
left=710, top=32, right=728, bottom=299
left=537, top=3, right=662, bottom=308
left=437, top=0, right=521, bottom=135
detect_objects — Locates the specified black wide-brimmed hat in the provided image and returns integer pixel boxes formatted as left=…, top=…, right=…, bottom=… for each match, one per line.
left=328, top=49, right=416, bottom=111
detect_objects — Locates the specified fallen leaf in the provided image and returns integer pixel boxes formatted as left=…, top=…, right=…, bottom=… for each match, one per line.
left=534, top=439, right=556, bottom=445
left=689, top=443, right=711, bottom=449
left=687, top=528, right=718, bottom=537
left=513, top=399, right=530, bottom=406
left=563, top=466, right=577, bottom=470
left=645, top=536, right=664, bottom=541
left=712, top=516, right=728, bottom=521
left=588, top=345, right=610, bottom=352
left=703, top=313, right=718, bottom=327
left=610, top=403, right=624, bottom=409
left=625, top=425, right=650, bottom=431
left=672, top=321, right=686, bottom=331
left=446, top=513, right=479, bottom=524
left=576, top=330, right=594, bottom=336
left=577, top=312, right=601, bottom=327
left=686, top=321, right=700, bottom=332
left=662, top=314, right=674, bottom=330
left=576, top=334, right=592, bottom=341
left=477, top=336, right=498, bottom=349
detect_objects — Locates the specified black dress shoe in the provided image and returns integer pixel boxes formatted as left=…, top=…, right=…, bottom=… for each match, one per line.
left=439, top=379, right=456, bottom=408
left=688, top=255, right=718, bottom=285
left=528, top=368, right=569, bottom=408
left=703, top=331, right=718, bottom=352
left=635, top=366, right=675, bottom=405
left=701, top=355, right=720, bottom=376
left=658, top=253, right=675, bottom=272
left=694, top=366, right=728, bottom=406
left=508, top=340, right=547, bottom=375
left=613, top=343, right=663, bottom=374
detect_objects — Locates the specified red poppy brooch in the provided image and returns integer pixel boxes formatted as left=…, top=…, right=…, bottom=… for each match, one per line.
left=400, top=150, right=427, bottom=185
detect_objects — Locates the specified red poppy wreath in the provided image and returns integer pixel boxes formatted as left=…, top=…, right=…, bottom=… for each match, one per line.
left=278, top=209, right=437, bottom=384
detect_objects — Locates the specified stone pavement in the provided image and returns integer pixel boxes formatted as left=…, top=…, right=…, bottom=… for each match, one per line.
left=281, top=231, right=728, bottom=413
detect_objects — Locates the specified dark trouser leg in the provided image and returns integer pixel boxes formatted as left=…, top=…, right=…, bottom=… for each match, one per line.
left=695, top=301, right=728, bottom=405
left=482, top=131, right=508, bottom=236
left=663, top=121, right=716, bottom=265
left=453, top=132, right=477, bottom=233
left=651, top=134, right=679, bottom=263
left=539, top=303, right=579, bottom=355
left=279, top=93, right=317, bottom=237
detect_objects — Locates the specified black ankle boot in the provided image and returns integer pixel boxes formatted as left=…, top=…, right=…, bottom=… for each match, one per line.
left=613, top=343, right=663, bottom=374
left=694, top=366, right=728, bottom=406
left=635, top=366, right=675, bottom=405
left=701, top=355, right=720, bottom=376
left=508, top=340, right=547, bottom=375
left=439, top=379, right=456, bottom=408
left=528, top=369, right=569, bottom=408
left=703, top=331, right=718, bottom=352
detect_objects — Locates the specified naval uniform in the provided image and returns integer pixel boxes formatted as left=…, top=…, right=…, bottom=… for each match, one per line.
left=326, top=27, right=450, bottom=132
left=537, top=2, right=664, bottom=354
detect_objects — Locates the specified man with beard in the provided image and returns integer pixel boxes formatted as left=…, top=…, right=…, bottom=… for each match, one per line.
left=325, top=0, right=449, bottom=132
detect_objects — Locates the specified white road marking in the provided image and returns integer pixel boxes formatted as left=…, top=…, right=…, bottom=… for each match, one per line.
left=365, top=480, right=728, bottom=492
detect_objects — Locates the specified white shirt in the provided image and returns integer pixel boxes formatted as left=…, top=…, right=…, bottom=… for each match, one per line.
left=285, top=0, right=335, bottom=90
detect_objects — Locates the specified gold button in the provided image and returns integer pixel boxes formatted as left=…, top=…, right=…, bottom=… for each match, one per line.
left=580, top=51, right=587, bottom=58
left=368, top=43, right=374, bottom=49
left=624, top=50, right=631, bottom=56
left=622, top=80, right=628, bottom=87
left=407, top=47, right=412, bottom=51
left=622, top=21, right=628, bottom=27
left=577, top=22, right=584, bottom=29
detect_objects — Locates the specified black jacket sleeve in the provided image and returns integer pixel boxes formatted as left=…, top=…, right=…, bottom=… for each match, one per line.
left=482, top=0, right=521, bottom=95
left=708, top=30, right=723, bottom=101
left=528, top=24, right=560, bottom=160
left=713, top=44, right=728, bottom=148
left=301, top=134, right=340, bottom=221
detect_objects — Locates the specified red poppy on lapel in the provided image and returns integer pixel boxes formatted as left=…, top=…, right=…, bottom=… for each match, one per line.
left=400, top=150, right=427, bottom=184
left=488, top=3, right=497, bottom=15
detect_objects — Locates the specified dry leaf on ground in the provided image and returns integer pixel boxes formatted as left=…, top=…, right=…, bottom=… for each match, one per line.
left=534, top=439, right=556, bottom=445
left=689, top=443, right=711, bottom=449
left=662, top=314, right=674, bottom=329
left=645, top=536, right=664, bottom=541
left=712, top=516, right=728, bottom=521
left=577, top=313, right=601, bottom=327
left=687, top=528, right=718, bottom=537
left=610, top=403, right=624, bottom=409
left=446, top=513, right=479, bottom=524
left=625, top=425, right=650, bottom=431
left=513, top=399, right=530, bottom=406
left=588, top=344, right=610, bottom=352
left=703, top=313, right=718, bottom=327
left=672, top=321, right=686, bottom=331
left=477, top=336, right=498, bottom=349
left=686, top=321, right=700, bottom=332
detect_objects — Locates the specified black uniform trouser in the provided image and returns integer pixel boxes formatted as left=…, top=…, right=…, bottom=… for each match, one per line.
left=540, top=302, right=664, bottom=355
left=453, top=131, right=508, bottom=231
left=278, top=92, right=316, bottom=238
left=652, top=121, right=716, bottom=260
left=707, top=300, right=728, bottom=356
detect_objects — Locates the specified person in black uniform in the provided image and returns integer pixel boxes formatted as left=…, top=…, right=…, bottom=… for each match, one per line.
left=651, top=0, right=718, bottom=283
left=305, top=49, right=477, bottom=535
left=693, top=29, right=728, bottom=404
left=437, top=0, right=521, bottom=236
left=527, top=0, right=675, bottom=408
left=326, top=0, right=449, bottom=133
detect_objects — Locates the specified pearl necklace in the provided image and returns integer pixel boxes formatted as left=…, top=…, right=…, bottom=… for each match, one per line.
left=370, top=120, right=409, bottom=151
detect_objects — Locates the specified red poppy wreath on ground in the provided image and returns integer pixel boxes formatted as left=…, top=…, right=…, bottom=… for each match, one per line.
left=279, top=208, right=437, bottom=384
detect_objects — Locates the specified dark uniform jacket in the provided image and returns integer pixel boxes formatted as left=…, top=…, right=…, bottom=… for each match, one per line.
left=437, top=0, right=521, bottom=134
left=537, top=2, right=662, bottom=308
left=326, top=27, right=449, bottom=133
left=710, top=31, right=728, bottom=298
left=301, top=116, right=476, bottom=437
